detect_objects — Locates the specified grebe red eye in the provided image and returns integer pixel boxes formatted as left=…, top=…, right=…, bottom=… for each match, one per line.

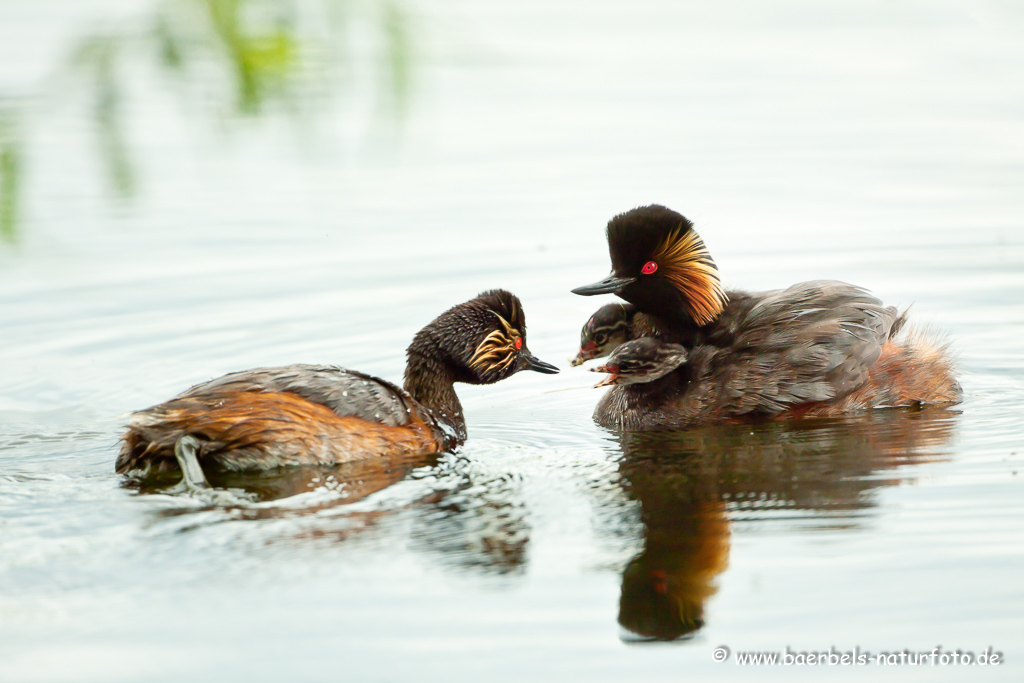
left=641, top=261, right=658, bottom=275
left=515, top=337, right=522, bottom=350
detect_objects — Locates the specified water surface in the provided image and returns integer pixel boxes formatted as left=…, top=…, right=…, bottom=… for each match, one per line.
left=2, top=1, right=1023, bottom=681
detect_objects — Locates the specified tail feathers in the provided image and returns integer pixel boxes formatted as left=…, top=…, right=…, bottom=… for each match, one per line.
left=875, top=326, right=962, bottom=406
left=116, top=410, right=193, bottom=475
left=890, top=306, right=911, bottom=339
left=117, top=428, right=180, bottom=476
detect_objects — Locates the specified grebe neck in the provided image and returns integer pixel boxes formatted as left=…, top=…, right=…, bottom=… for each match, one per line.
left=403, top=349, right=467, bottom=446
left=634, top=311, right=704, bottom=346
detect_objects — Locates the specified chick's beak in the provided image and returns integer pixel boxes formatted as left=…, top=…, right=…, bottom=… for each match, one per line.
left=571, top=273, right=637, bottom=296
left=590, top=363, right=620, bottom=387
left=570, top=341, right=599, bottom=367
left=521, top=350, right=560, bottom=374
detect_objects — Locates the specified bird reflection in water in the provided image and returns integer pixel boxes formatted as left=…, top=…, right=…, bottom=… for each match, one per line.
left=128, top=452, right=532, bottom=575
left=618, top=500, right=728, bottom=641
left=609, top=407, right=958, bottom=641
left=129, top=452, right=445, bottom=548
left=409, top=471, right=530, bottom=575
left=128, top=451, right=440, bottom=509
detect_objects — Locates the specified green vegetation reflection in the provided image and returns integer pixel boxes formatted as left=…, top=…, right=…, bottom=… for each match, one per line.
left=1, top=0, right=416, bottom=243
left=0, top=109, right=19, bottom=242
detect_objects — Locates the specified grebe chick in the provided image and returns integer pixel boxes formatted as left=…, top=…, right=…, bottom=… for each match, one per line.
left=590, top=337, right=687, bottom=386
left=118, top=290, right=559, bottom=494
left=571, top=303, right=636, bottom=366
left=572, top=205, right=962, bottom=421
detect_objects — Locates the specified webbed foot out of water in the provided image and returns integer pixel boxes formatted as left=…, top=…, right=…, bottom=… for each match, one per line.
left=160, top=434, right=256, bottom=506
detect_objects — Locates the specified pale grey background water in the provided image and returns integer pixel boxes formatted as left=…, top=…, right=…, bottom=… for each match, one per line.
left=1, top=1, right=1022, bottom=681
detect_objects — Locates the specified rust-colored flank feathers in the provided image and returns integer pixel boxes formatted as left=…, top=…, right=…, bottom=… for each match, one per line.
left=786, top=332, right=963, bottom=419
left=651, top=225, right=727, bottom=326
left=122, top=391, right=437, bottom=473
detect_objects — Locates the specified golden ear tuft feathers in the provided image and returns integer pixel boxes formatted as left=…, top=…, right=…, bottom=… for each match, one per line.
left=652, top=225, right=728, bottom=325
left=469, top=314, right=520, bottom=374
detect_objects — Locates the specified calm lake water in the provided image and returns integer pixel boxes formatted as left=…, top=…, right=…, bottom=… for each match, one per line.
left=2, top=1, right=1023, bottom=681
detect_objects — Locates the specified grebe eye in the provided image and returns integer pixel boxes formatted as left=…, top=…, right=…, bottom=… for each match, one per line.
left=515, top=337, right=522, bottom=350
left=641, top=261, right=658, bottom=275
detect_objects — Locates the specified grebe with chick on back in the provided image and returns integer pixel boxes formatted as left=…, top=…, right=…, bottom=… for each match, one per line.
left=572, top=205, right=962, bottom=429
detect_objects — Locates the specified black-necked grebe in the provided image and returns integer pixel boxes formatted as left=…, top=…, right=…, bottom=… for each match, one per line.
left=572, top=205, right=962, bottom=429
left=118, top=290, right=558, bottom=491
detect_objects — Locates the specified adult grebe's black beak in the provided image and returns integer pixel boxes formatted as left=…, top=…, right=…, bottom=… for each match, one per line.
left=571, top=273, right=636, bottom=296
left=521, top=351, right=560, bottom=374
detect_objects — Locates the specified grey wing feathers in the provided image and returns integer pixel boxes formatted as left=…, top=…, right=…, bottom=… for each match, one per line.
left=176, top=364, right=418, bottom=427
left=726, top=280, right=898, bottom=411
